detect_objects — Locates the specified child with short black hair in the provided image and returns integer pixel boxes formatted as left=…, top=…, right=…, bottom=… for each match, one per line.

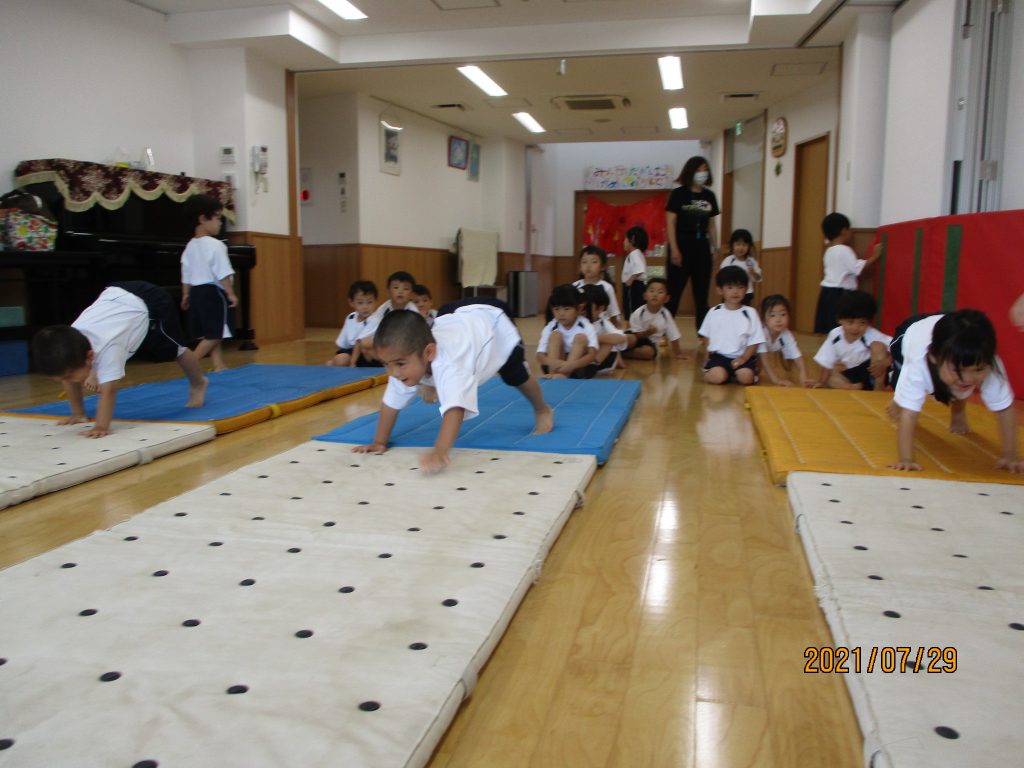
left=536, top=284, right=599, bottom=378
left=353, top=303, right=553, bottom=473
left=180, top=194, right=238, bottom=372
left=580, top=284, right=627, bottom=374
left=623, top=277, right=685, bottom=360
left=813, top=212, right=882, bottom=334
left=411, top=284, right=437, bottom=328
left=887, top=309, right=1021, bottom=473
left=758, top=294, right=815, bottom=387
left=621, top=226, right=649, bottom=320
left=813, top=290, right=891, bottom=389
left=31, top=281, right=208, bottom=437
left=719, top=228, right=762, bottom=306
left=326, top=280, right=379, bottom=367
left=573, top=245, right=622, bottom=327
left=698, top=266, right=765, bottom=385
left=356, top=270, right=418, bottom=364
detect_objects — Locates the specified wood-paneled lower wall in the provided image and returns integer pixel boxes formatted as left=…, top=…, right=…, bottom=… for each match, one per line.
left=229, top=231, right=305, bottom=345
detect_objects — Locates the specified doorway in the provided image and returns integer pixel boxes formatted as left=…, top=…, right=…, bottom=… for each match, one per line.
left=791, top=134, right=830, bottom=333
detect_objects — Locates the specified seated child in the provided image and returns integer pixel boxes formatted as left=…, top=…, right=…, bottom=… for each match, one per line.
left=814, top=212, right=882, bottom=334
left=718, top=228, right=762, bottom=307
left=573, top=244, right=623, bottom=327
left=620, top=226, right=649, bottom=320
left=758, top=294, right=815, bottom=387
left=887, top=309, right=1021, bottom=473
left=179, top=194, right=238, bottom=372
left=813, top=290, right=891, bottom=390
left=353, top=303, right=554, bottom=473
left=355, top=270, right=418, bottom=364
left=623, top=277, right=685, bottom=360
left=536, top=284, right=599, bottom=378
left=31, top=281, right=207, bottom=438
left=326, top=280, right=378, bottom=367
left=580, top=284, right=627, bottom=374
left=698, top=266, right=765, bottom=385
left=411, top=284, right=437, bottom=328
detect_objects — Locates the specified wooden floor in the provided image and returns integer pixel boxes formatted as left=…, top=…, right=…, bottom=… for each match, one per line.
left=0, top=320, right=865, bottom=768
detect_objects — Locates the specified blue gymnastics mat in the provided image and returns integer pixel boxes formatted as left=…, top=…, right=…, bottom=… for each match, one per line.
left=11, top=364, right=387, bottom=434
left=315, top=377, right=641, bottom=464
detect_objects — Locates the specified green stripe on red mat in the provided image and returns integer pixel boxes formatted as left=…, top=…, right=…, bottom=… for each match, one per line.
left=942, top=225, right=962, bottom=311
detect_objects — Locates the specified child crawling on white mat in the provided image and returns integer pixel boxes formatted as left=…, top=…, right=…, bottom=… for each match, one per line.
left=353, top=299, right=554, bottom=473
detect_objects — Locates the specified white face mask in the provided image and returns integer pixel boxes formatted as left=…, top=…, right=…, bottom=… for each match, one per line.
left=694, top=170, right=709, bottom=186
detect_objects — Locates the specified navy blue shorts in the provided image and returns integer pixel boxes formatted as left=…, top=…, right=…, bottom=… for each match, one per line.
left=188, top=283, right=234, bottom=341
left=840, top=359, right=874, bottom=389
left=704, top=352, right=758, bottom=379
left=111, top=281, right=186, bottom=362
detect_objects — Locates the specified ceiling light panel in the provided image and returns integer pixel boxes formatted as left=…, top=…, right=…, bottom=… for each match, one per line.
left=458, top=66, right=508, bottom=97
left=658, top=56, right=683, bottom=90
left=316, top=0, right=367, bottom=20
left=668, top=107, right=688, bottom=130
left=513, top=112, right=546, bottom=133
left=431, top=0, right=499, bottom=9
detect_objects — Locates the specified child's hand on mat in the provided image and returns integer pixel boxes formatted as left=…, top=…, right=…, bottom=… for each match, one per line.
left=58, top=414, right=89, bottom=427
left=82, top=426, right=110, bottom=439
left=420, top=448, right=450, bottom=474
left=888, top=459, right=922, bottom=472
left=995, top=456, right=1024, bottom=474
left=353, top=443, right=387, bottom=455
left=802, top=379, right=818, bottom=388
left=775, top=379, right=793, bottom=387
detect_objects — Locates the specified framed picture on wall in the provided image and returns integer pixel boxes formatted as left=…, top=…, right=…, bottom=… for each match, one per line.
left=380, top=121, right=401, bottom=175
left=468, top=142, right=481, bottom=181
left=448, top=136, right=469, bottom=170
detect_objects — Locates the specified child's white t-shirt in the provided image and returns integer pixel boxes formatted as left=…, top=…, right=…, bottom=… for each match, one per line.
left=572, top=278, right=621, bottom=321
left=593, top=316, right=628, bottom=352
left=758, top=328, right=802, bottom=360
left=71, top=287, right=151, bottom=385
left=180, top=236, right=234, bottom=286
left=423, top=308, right=438, bottom=328
left=813, top=326, right=892, bottom=370
left=820, top=244, right=866, bottom=290
left=893, top=314, right=1014, bottom=412
left=697, top=304, right=765, bottom=358
left=719, top=254, right=761, bottom=296
left=335, top=312, right=372, bottom=349
left=537, top=317, right=599, bottom=356
left=621, top=248, right=647, bottom=284
left=628, top=305, right=681, bottom=343
left=356, top=300, right=419, bottom=342
left=381, top=304, right=522, bottom=420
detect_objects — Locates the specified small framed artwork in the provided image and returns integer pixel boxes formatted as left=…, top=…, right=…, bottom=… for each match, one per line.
left=468, top=142, right=481, bottom=182
left=448, top=136, right=469, bottom=170
left=380, top=122, right=401, bottom=175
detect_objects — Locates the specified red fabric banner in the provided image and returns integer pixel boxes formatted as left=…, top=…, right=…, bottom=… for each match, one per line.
left=582, top=193, right=668, bottom=256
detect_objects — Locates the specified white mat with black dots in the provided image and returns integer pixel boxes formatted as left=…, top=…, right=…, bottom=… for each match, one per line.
left=787, top=472, right=1024, bottom=768
left=0, top=416, right=215, bottom=511
left=0, top=441, right=595, bottom=768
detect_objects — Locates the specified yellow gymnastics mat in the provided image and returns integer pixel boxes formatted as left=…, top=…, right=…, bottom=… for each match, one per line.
left=746, top=388, right=1024, bottom=486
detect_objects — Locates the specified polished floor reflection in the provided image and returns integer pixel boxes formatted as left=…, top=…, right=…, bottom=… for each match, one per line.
left=0, top=320, right=864, bottom=767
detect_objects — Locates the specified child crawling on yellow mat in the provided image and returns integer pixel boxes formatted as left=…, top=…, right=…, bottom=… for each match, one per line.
left=353, top=299, right=554, bottom=473
left=886, top=309, right=1023, bottom=474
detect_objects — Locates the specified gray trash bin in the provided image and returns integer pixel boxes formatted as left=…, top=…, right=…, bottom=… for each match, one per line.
left=506, top=271, right=538, bottom=317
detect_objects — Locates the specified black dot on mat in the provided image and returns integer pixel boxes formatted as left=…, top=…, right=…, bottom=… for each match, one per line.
left=208, top=541, right=224, bottom=547
left=358, top=501, right=369, bottom=505
left=883, top=610, right=901, bottom=618
left=295, top=630, right=314, bottom=639
left=338, top=586, right=355, bottom=593
left=931, top=527, right=945, bottom=532
left=152, top=570, right=169, bottom=577
left=829, top=499, right=840, bottom=504
left=542, top=474, right=552, bottom=479
left=290, top=496, right=303, bottom=500
left=0, top=658, right=6, bottom=665
left=289, top=460, right=299, bottom=464
left=322, top=480, right=333, bottom=484
left=99, top=671, right=121, bottom=682
left=226, top=685, right=248, bottom=695
left=934, top=726, right=960, bottom=740
left=977, top=585, right=994, bottom=591
left=258, top=475, right=268, bottom=478
left=79, top=609, right=97, bottom=616
left=978, top=492, right=989, bottom=496
left=378, top=553, right=392, bottom=559
left=287, top=548, right=301, bottom=553
left=1009, top=623, right=1024, bottom=631
left=1001, top=510, right=1014, bottom=516
left=408, top=467, right=417, bottom=471
left=470, top=562, right=485, bottom=568
left=953, top=554, right=968, bottom=559
left=476, top=470, right=485, bottom=474
left=219, top=492, right=231, bottom=496
left=456, top=487, right=467, bottom=491
left=182, top=619, right=200, bottom=627
left=384, top=482, right=394, bottom=487
left=350, top=464, right=360, bottom=468
left=323, top=521, right=335, bottom=527
left=409, top=642, right=427, bottom=650
left=56, top=462, right=66, bottom=466
left=51, top=446, right=60, bottom=450
left=100, top=449, right=110, bottom=452
left=174, top=512, right=187, bottom=517
left=133, top=761, right=158, bottom=768
left=61, top=562, right=77, bottom=569
left=513, top=511, right=525, bottom=516
left=853, top=546, right=868, bottom=551
left=317, top=448, right=325, bottom=452
left=491, top=457, right=501, bottom=461
left=868, top=575, right=884, bottom=580
left=433, top=506, right=445, bottom=510
left=821, top=482, right=832, bottom=486
left=840, top=520, right=854, bottom=525
left=911, top=505, right=924, bottom=510
left=528, top=491, right=539, bottom=496
left=442, top=598, right=458, bottom=607
left=408, top=527, right=421, bottom=532
left=239, top=579, right=256, bottom=586
left=0, top=740, right=14, bottom=751
left=358, top=701, right=380, bottom=712
left=252, top=516, right=265, bottom=521
left=493, top=534, right=507, bottom=540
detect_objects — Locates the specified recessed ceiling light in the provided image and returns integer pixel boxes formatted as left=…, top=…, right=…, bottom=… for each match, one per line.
left=658, top=56, right=683, bottom=91
left=316, top=0, right=367, bottom=20
left=457, top=66, right=507, bottom=97
left=513, top=112, right=545, bottom=133
left=668, top=107, right=688, bottom=130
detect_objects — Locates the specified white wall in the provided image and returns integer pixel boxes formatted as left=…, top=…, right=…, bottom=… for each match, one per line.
left=762, top=77, right=839, bottom=248
left=1002, top=2, right=1024, bottom=210
left=480, top=138, right=527, bottom=254
left=243, top=51, right=289, bottom=235
left=879, top=0, right=958, bottom=223
left=532, top=140, right=703, bottom=257
left=0, top=0, right=195, bottom=185
left=298, top=93, right=360, bottom=245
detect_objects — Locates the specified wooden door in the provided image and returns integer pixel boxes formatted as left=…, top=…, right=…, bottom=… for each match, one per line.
left=791, top=135, right=829, bottom=333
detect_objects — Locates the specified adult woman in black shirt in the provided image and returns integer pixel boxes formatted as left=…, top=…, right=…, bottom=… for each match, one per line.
left=665, top=156, right=719, bottom=327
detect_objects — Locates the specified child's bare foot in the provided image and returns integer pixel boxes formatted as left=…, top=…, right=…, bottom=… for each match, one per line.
left=533, top=406, right=554, bottom=435
left=213, top=365, right=228, bottom=373
left=186, top=376, right=209, bottom=408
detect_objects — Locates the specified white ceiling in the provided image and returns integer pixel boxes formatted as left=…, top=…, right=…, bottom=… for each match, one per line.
left=136, top=0, right=895, bottom=142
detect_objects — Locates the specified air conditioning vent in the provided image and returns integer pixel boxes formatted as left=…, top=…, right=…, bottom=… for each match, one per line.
left=721, top=92, right=760, bottom=102
left=552, top=95, right=630, bottom=111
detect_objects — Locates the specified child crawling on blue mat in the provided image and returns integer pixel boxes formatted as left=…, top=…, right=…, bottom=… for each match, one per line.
left=353, top=301, right=554, bottom=473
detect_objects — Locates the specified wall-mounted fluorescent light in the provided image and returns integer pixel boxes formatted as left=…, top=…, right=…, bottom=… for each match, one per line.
left=513, top=112, right=545, bottom=133
left=658, top=56, right=683, bottom=91
left=668, top=107, right=688, bottom=130
left=380, top=120, right=403, bottom=132
left=457, top=66, right=507, bottom=97
left=316, top=0, right=367, bottom=21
